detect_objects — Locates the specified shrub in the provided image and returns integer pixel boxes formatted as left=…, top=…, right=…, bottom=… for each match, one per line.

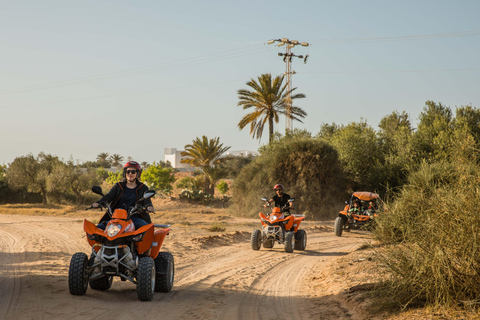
left=228, top=137, right=347, bottom=219
left=141, top=162, right=176, bottom=195
left=216, top=180, right=229, bottom=195
left=375, top=160, right=480, bottom=309
left=208, top=222, right=226, bottom=232
left=106, top=171, right=122, bottom=185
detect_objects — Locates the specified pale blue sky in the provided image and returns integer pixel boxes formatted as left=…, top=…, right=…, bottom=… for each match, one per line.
left=1, top=0, right=479, bottom=165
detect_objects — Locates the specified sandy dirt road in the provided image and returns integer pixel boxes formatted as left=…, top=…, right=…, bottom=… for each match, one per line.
left=0, top=214, right=373, bottom=320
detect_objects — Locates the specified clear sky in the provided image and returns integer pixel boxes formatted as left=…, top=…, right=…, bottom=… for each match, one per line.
left=1, top=0, right=479, bottom=165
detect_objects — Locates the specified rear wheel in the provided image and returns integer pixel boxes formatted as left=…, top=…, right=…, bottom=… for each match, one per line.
left=294, top=230, right=307, bottom=250
left=334, top=217, right=343, bottom=237
left=284, top=232, right=295, bottom=253
left=89, top=276, right=113, bottom=291
left=137, top=257, right=156, bottom=301
left=251, top=229, right=261, bottom=250
left=155, top=252, right=174, bottom=292
left=263, top=239, right=274, bottom=248
left=68, top=252, right=89, bottom=295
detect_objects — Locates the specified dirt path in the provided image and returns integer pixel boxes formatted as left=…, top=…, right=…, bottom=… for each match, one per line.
left=0, top=214, right=372, bottom=320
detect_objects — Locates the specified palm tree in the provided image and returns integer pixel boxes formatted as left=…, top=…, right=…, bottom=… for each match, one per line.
left=237, top=73, right=307, bottom=144
left=180, top=136, right=231, bottom=195
left=109, top=154, right=124, bottom=168
left=96, top=153, right=111, bottom=167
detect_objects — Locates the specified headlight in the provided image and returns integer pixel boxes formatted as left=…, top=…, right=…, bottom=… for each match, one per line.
left=132, top=232, right=145, bottom=242
left=270, top=215, right=277, bottom=222
left=107, top=224, right=122, bottom=237
left=87, top=233, right=98, bottom=241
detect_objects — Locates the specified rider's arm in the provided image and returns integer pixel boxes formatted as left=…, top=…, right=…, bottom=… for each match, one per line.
left=264, top=198, right=274, bottom=208
left=92, top=183, right=120, bottom=207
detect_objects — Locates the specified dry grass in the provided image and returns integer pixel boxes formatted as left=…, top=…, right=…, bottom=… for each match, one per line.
left=0, top=203, right=86, bottom=217
left=207, top=222, right=226, bottom=232
left=374, top=160, right=480, bottom=313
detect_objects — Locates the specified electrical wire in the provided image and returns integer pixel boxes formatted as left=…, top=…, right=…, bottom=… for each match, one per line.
left=0, top=43, right=267, bottom=96
left=2, top=67, right=478, bottom=110
left=1, top=30, right=478, bottom=96
left=0, top=78, right=248, bottom=110
left=298, top=68, right=480, bottom=74
left=309, top=30, right=480, bottom=45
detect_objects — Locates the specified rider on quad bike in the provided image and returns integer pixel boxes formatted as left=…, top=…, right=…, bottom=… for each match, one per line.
left=92, top=161, right=154, bottom=230
left=264, top=184, right=293, bottom=229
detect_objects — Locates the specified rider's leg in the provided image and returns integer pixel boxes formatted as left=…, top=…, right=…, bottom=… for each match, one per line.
left=131, top=215, right=148, bottom=229
left=130, top=216, right=151, bottom=256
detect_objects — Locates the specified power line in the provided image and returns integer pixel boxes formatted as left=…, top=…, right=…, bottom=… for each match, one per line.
left=0, top=43, right=267, bottom=96
left=309, top=30, right=480, bottom=45
left=298, top=68, right=480, bottom=74
left=0, top=78, right=248, bottom=110
left=1, top=30, right=478, bottom=97
left=2, top=68, right=477, bottom=110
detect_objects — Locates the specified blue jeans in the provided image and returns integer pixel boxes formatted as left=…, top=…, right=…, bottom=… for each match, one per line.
left=96, top=215, right=149, bottom=230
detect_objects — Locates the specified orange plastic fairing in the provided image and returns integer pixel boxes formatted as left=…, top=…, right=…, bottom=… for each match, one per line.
left=259, top=212, right=268, bottom=227
left=112, top=208, right=128, bottom=220
left=291, top=216, right=305, bottom=232
left=352, top=191, right=379, bottom=201
left=134, top=224, right=155, bottom=254
left=84, top=218, right=156, bottom=254
left=284, top=215, right=294, bottom=230
left=149, top=228, right=171, bottom=259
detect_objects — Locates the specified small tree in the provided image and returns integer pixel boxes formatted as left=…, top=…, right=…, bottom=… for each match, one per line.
left=106, top=171, right=122, bottom=185
left=96, top=167, right=110, bottom=180
left=181, top=136, right=230, bottom=195
left=109, top=154, right=124, bottom=168
left=141, top=162, right=176, bottom=195
left=48, top=160, right=101, bottom=205
left=96, top=153, right=111, bottom=168
left=216, top=180, right=229, bottom=196
left=7, top=153, right=61, bottom=205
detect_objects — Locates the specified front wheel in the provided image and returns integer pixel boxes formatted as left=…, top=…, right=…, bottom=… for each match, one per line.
left=251, top=229, right=262, bottom=250
left=294, top=230, right=307, bottom=250
left=68, top=252, right=89, bottom=295
left=334, top=217, right=343, bottom=237
left=155, top=252, right=174, bottom=292
left=137, top=257, right=156, bottom=301
left=284, top=232, right=295, bottom=253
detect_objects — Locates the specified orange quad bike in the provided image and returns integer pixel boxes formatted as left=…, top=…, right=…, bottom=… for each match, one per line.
left=334, top=191, right=381, bottom=237
left=68, top=186, right=174, bottom=301
left=251, top=197, right=307, bottom=253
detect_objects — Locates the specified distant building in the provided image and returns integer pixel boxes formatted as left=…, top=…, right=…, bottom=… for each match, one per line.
left=164, top=148, right=257, bottom=170
left=224, top=150, right=257, bottom=157
left=164, top=148, right=193, bottom=170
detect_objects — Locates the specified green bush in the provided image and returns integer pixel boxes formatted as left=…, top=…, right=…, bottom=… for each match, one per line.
left=216, top=180, right=229, bottom=195
left=106, top=171, right=122, bottom=185
left=141, top=162, right=176, bottom=195
left=228, top=136, right=347, bottom=219
left=375, top=160, right=480, bottom=309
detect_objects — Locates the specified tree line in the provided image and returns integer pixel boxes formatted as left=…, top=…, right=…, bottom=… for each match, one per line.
left=229, top=100, right=480, bottom=219
left=0, top=154, right=176, bottom=205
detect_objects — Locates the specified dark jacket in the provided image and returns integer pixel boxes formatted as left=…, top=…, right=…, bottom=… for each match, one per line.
left=97, top=181, right=153, bottom=224
left=272, top=193, right=291, bottom=214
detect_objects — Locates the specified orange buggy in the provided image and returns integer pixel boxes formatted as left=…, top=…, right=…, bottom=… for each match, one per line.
left=334, top=191, right=381, bottom=237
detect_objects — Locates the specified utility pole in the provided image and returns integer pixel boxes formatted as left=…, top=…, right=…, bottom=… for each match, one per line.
left=267, top=38, right=309, bottom=132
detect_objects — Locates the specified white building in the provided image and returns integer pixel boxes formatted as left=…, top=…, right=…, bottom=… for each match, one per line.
left=164, top=148, right=193, bottom=170
left=164, top=148, right=257, bottom=170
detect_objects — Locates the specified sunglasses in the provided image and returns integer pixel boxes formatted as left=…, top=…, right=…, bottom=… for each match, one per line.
left=126, top=170, right=137, bottom=174
left=275, top=189, right=283, bottom=191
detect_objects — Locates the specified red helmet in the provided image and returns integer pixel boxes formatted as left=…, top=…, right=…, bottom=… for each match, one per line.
left=273, top=184, right=284, bottom=190
left=123, top=161, right=142, bottom=178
